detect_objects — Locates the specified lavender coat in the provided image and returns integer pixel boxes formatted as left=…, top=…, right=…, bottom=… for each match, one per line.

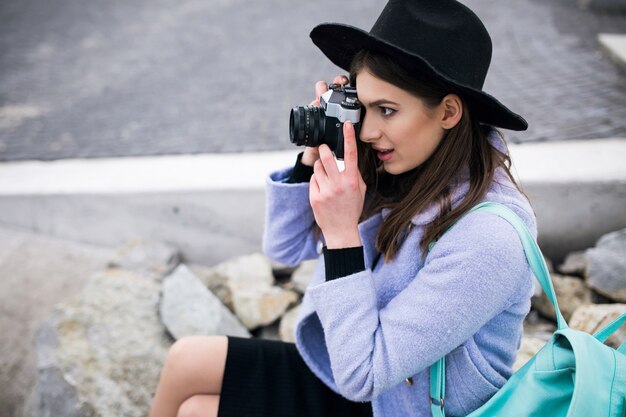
left=262, top=133, right=536, bottom=416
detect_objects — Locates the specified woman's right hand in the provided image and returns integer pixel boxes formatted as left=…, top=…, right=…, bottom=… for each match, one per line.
left=300, top=74, right=350, bottom=167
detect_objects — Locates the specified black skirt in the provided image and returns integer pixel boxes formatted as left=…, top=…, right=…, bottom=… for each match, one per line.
left=217, top=336, right=374, bottom=417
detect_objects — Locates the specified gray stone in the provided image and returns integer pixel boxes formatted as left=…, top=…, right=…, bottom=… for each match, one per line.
left=569, top=303, right=626, bottom=349
left=29, top=268, right=172, bottom=417
left=586, top=229, right=626, bottom=302
left=213, top=253, right=275, bottom=289
left=0, top=227, right=113, bottom=417
left=580, top=0, right=626, bottom=11
left=257, top=322, right=281, bottom=341
left=30, top=323, right=85, bottom=417
left=513, top=337, right=548, bottom=371
left=523, top=311, right=557, bottom=342
left=532, top=273, right=592, bottom=321
left=279, top=306, right=301, bottom=343
left=270, top=261, right=297, bottom=282
left=558, top=251, right=587, bottom=277
left=108, top=239, right=181, bottom=277
left=188, top=263, right=234, bottom=312
left=291, top=260, right=318, bottom=294
left=196, top=253, right=300, bottom=329
left=160, top=265, right=250, bottom=339
left=231, top=285, right=300, bottom=330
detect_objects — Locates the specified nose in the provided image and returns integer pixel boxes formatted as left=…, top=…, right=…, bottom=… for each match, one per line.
left=358, top=112, right=381, bottom=144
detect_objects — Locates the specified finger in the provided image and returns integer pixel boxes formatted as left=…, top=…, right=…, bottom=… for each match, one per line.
left=313, top=159, right=329, bottom=188
left=343, top=121, right=359, bottom=175
left=318, top=144, right=340, bottom=182
left=315, top=81, right=328, bottom=103
left=309, top=172, right=320, bottom=198
left=332, top=74, right=349, bottom=85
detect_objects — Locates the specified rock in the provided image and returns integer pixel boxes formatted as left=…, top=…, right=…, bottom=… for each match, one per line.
left=579, top=0, right=626, bottom=12
left=231, top=285, right=299, bottom=329
left=279, top=305, right=301, bottom=343
left=513, top=337, right=548, bottom=371
left=108, top=239, right=181, bottom=277
left=291, top=260, right=318, bottom=293
left=213, top=253, right=275, bottom=288
left=197, top=253, right=300, bottom=329
left=160, top=265, right=250, bottom=339
left=532, top=273, right=592, bottom=321
left=190, top=253, right=277, bottom=313
left=30, top=269, right=171, bottom=417
left=271, top=261, right=297, bottom=283
left=558, top=251, right=587, bottom=277
left=586, top=229, right=626, bottom=302
left=569, top=303, right=626, bottom=349
left=187, top=263, right=234, bottom=312
left=523, top=311, right=557, bottom=342
left=256, top=321, right=281, bottom=341
left=0, top=228, right=115, bottom=417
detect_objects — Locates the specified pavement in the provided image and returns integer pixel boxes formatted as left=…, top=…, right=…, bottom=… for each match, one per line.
left=0, top=0, right=625, bottom=161
left=1, top=0, right=626, bottom=416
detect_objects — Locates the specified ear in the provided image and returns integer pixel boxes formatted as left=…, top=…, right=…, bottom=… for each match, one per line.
left=439, top=94, right=463, bottom=130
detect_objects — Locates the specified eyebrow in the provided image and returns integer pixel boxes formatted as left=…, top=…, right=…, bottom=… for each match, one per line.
left=363, top=99, right=399, bottom=108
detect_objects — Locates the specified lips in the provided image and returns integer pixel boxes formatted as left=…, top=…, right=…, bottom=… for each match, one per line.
left=373, top=147, right=394, bottom=161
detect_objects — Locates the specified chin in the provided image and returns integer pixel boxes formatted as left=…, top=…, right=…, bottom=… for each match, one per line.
left=383, top=162, right=422, bottom=176
left=383, top=164, right=404, bottom=175
left=383, top=164, right=410, bottom=175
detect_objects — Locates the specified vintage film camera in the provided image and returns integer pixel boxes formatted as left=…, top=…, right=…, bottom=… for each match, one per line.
left=289, top=84, right=362, bottom=159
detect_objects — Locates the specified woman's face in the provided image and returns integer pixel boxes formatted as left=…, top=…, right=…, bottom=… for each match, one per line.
left=355, top=70, right=447, bottom=175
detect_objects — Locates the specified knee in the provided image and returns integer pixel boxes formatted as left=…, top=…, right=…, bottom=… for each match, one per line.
left=164, top=336, right=227, bottom=377
left=177, top=395, right=220, bottom=417
left=164, top=337, right=195, bottom=373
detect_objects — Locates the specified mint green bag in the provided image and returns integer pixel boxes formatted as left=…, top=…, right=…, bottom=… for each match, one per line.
left=429, top=202, right=626, bottom=417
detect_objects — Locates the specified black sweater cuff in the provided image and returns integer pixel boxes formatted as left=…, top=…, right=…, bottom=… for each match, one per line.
left=286, top=152, right=314, bottom=183
left=323, top=246, right=365, bottom=281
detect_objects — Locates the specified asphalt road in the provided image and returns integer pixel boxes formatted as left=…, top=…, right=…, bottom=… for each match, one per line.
left=1, top=0, right=625, bottom=161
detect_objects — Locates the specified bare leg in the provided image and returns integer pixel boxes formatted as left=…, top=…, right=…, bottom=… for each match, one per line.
left=150, top=335, right=228, bottom=417
left=176, top=395, right=221, bottom=417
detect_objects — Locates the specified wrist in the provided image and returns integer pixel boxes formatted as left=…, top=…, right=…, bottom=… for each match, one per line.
left=323, top=229, right=361, bottom=249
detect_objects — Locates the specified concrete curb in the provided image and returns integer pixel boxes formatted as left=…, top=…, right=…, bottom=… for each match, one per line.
left=0, top=139, right=625, bottom=264
left=598, top=33, right=626, bottom=73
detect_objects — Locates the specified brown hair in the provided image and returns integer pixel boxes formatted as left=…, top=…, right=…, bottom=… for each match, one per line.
left=349, top=50, right=528, bottom=262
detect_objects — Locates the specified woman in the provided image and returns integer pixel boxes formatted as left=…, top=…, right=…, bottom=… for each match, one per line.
left=150, top=0, right=536, bottom=416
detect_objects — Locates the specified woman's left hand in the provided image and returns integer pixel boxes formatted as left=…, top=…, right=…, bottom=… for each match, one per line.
left=310, top=121, right=366, bottom=249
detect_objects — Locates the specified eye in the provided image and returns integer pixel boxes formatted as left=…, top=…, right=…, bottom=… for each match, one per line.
left=380, top=107, right=395, bottom=117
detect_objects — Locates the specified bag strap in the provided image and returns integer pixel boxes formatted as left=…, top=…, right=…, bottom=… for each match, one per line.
left=594, top=311, right=626, bottom=342
left=592, top=310, right=626, bottom=358
left=429, top=201, right=567, bottom=416
left=429, top=356, right=446, bottom=417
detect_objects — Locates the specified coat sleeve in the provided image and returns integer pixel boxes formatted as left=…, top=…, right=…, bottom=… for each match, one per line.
left=304, top=211, right=533, bottom=401
left=262, top=167, right=321, bottom=266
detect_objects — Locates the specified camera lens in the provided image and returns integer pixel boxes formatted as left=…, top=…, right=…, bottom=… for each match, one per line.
left=289, top=106, right=325, bottom=147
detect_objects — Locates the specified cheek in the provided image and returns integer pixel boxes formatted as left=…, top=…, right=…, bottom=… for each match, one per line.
left=404, top=123, right=444, bottom=162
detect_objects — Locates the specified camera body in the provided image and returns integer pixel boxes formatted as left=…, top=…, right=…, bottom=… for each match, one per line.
left=289, top=84, right=362, bottom=159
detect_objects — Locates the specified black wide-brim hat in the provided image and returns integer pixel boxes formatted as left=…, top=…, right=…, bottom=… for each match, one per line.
left=310, top=0, right=528, bottom=131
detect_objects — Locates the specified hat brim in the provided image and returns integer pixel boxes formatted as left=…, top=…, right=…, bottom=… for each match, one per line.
left=310, top=23, right=528, bottom=131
